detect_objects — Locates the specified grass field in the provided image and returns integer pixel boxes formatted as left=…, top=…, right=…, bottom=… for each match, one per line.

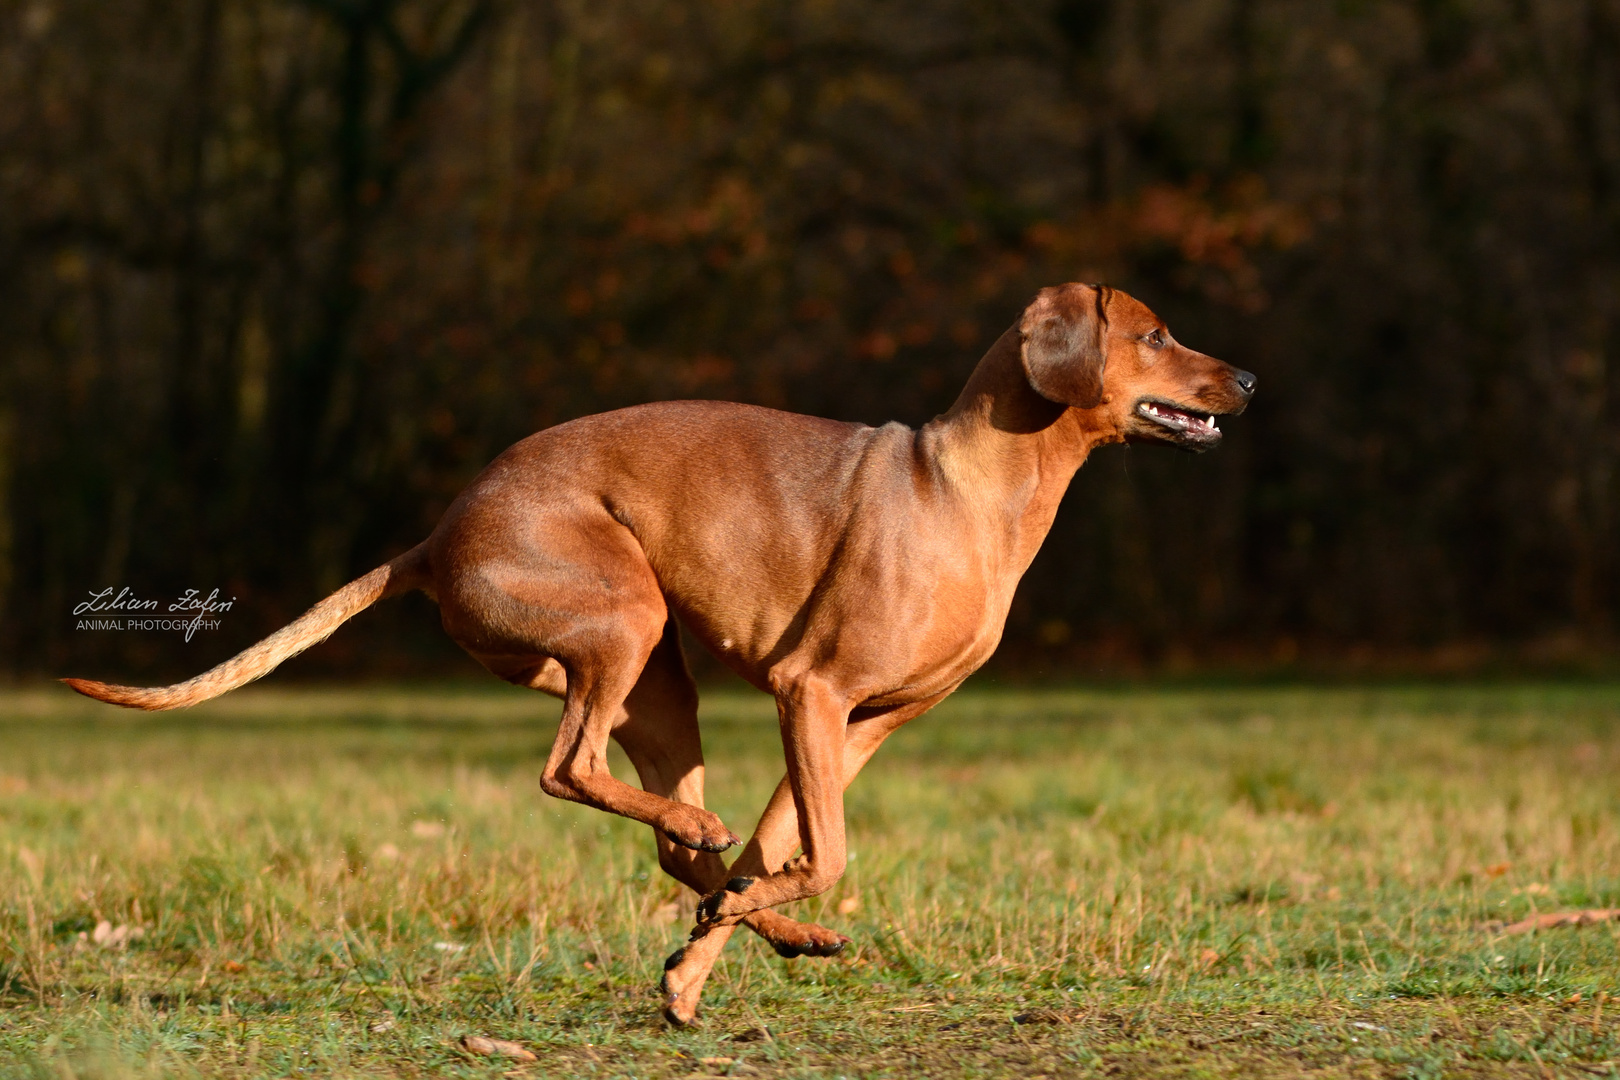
left=4, top=681, right=1620, bottom=1078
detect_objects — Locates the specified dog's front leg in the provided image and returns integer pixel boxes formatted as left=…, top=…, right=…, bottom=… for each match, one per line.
left=706, top=673, right=852, bottom=918
left=657, top=674, right=847, bottom=1023
left=660, top=689, right=943, bottom=1024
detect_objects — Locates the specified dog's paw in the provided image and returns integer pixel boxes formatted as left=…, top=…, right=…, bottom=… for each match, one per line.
left=659, top=943, right=708, bottom=1027
left=662, top=999, right=699, bottom=1027
left=660, top=806, right=741, bottom=853
left=767, top=921, right=851, bottom=959
left=695, top=875, right=755, bottom=925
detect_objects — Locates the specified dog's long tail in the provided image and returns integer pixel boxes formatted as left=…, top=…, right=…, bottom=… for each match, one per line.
left=62, top=544, right=432, bottom=711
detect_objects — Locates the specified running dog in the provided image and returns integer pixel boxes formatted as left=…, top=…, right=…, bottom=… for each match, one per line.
left=66, top=282, right=1255, bottom=1024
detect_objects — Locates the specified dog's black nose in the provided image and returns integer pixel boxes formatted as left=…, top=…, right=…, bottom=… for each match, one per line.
left=1233, top=369, right=1257, bottom=396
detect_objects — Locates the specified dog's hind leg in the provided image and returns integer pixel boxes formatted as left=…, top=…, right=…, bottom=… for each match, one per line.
left=610, top=620, right=847, bottom=956
left=442, top=515, right=741, bottom=853
left=541, top=627, right=742, bottom=853
left=610, top=620, right=730, bottom=881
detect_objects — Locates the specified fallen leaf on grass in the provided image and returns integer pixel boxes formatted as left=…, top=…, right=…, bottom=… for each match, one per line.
left=374, top=843, right=401, bottom=862
left=90, top=921, right=144, bottom=948
left=1013, top=1008, right=1083, bottom=1025
left=459, top=1035, right=537, bottom=1062
left=837, top=896, right=860, bottom=915
left=698, top=1057, right=734, bottom=1066
left=1498, top=910, right=1620, bottom=935
left=222, top=960, right=245, bottom=973
left=1484, top=862, right=1512, bottom=878
left=433, top=941, right=467, bottom=953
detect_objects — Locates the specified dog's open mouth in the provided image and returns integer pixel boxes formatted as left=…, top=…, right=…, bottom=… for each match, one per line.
left=1137, top=399, right=1221, bottom=444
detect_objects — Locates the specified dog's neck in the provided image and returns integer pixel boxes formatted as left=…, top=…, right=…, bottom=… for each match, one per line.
left=923, top=326, right=1121, bottom=568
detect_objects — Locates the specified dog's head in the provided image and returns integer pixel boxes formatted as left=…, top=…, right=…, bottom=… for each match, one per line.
left=1019, top=283, right=1255, bottom=451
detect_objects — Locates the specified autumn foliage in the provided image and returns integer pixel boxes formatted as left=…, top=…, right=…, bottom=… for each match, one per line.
left=3, top=0, right=1618, bottom=676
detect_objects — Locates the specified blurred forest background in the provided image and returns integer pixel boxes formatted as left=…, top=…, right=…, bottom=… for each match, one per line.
left=4, top=0, right=1618, bottom=680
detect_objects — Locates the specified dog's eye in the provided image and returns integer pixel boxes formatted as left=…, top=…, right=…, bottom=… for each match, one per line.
left=1144, top=329, right=1166, bottom=348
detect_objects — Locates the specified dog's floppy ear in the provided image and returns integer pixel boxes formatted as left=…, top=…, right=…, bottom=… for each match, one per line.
left=1019, top=283, right=1109, bottom=408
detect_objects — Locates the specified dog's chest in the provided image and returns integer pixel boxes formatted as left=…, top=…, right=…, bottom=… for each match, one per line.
left=851, top=576, right=1018, bottom=707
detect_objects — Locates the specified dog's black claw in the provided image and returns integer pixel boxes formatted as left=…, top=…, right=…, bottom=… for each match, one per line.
left=724, top=875, right=755, bottom=894
left=664, top=826, right=740, bottom=854
left=664, top=947, right=686, bottom=971
left=696, top=891, right=722, bottom=922
left=772, top=941, right=811, bottom=959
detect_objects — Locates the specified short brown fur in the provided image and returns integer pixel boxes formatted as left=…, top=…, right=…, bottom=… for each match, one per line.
left=65, top=284, right=1254, bottom=1024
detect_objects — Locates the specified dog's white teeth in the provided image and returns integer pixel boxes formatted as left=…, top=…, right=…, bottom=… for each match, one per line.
left=1210, top=416, right=1219, bottom=431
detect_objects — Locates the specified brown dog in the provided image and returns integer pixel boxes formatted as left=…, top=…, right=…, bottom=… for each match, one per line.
left=66, top=283, right=1253, bottom=1024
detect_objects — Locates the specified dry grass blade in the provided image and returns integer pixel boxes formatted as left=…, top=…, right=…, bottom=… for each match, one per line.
left=459, top=1035, right=537, bottom=1062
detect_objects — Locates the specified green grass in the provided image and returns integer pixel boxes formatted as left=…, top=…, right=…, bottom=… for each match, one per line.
left=4, top=682, right=1620, bottom=1077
